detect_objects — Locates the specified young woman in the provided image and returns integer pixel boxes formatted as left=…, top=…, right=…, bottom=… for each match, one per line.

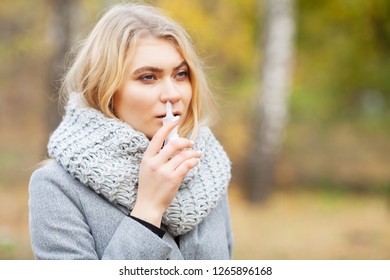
left=29, top=3, right=232, bottom=260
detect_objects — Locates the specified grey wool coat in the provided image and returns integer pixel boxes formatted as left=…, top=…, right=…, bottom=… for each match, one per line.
left=29, top=161, right=233, bottom=260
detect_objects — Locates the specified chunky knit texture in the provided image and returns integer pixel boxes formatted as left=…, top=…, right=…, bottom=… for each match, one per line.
left=47, top=93, right=231, bottom=236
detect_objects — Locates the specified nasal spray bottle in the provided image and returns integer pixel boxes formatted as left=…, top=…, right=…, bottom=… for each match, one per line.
left=162, top=101, right=179, bottom=145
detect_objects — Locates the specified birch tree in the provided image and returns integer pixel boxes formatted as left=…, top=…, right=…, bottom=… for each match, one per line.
left=246, top=0, right=296, bottom=201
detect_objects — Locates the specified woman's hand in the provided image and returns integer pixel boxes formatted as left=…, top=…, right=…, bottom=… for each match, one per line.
left=130, top=119, right=201, bottom=227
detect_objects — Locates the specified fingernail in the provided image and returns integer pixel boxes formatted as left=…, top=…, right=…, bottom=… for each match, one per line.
left=172, top=115, right=180, bottom=122
left=197, top=150, right=202, bottom=155
left=190, top=140, right=195, bottom=145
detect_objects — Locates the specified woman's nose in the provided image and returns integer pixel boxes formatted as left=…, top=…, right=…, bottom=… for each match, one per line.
left=160, top=79, right=181, bottom=103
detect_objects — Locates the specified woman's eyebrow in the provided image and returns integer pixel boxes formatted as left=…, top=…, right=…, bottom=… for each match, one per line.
left=133, top=66, right=163, bottom=75
left=174, top=61, right=188, bottom=71
left=133, top=61, right=188, bottom=76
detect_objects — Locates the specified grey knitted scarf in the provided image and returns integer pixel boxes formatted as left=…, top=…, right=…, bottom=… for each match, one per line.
left=48, top=94, right=231, bottom=236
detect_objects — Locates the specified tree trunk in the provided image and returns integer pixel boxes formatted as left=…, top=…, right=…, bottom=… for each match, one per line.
left=46, top=0, right=80, bottom=133
left=246, top=0, right=295, bottom=202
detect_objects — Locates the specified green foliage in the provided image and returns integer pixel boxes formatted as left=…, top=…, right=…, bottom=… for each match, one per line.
left=0, top=241, right=17, bottom=259
left=0, top=0, right=47, bottom=64
left=296, top=0, right=390, bottom=121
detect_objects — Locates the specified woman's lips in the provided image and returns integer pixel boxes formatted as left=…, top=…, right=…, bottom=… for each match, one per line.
left=157, top=112, right=181, bottom=118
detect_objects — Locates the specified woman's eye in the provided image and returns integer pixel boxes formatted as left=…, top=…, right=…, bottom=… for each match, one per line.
left=176, top=70, right=188, bottom=80
left=139, top=74, right=156, bottom=81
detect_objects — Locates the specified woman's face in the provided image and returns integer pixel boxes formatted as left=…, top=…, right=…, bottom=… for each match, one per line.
left=113, top=35, right=192, bottom=139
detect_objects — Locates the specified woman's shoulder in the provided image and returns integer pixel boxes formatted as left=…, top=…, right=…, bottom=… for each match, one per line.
left=29, top=159, right=81, bottom=198
left=30, top=159, right=70, bottom=182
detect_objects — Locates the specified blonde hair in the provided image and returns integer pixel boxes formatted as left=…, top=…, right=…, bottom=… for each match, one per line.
left=62, top=3, right=217, bottom=139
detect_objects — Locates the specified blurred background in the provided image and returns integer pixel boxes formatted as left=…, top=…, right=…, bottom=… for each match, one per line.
left=1, top=0, right=389, bottom=259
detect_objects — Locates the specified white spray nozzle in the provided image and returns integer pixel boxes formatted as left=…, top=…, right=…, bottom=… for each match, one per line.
left=163, top=101, right=179, bottom=143
left=163, top=101, right=174, bottom=121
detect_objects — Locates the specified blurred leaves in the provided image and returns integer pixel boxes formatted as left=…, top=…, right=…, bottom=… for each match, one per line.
left=295, top=0, right=390, bottom=121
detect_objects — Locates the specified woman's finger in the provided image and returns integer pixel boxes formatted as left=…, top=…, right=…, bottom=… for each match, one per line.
left=157, top=137, right=194, bottom=163
left=165, top=149, right=201, bottom=171
left=173, top=157, right=200, bottom=179
left=144, top=119, right=180, bottom=157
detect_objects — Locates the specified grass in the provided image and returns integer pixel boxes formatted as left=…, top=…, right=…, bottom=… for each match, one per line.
left=0, top=186, right=34, bottom=259
left=229, top=186, right=390, bottom=259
